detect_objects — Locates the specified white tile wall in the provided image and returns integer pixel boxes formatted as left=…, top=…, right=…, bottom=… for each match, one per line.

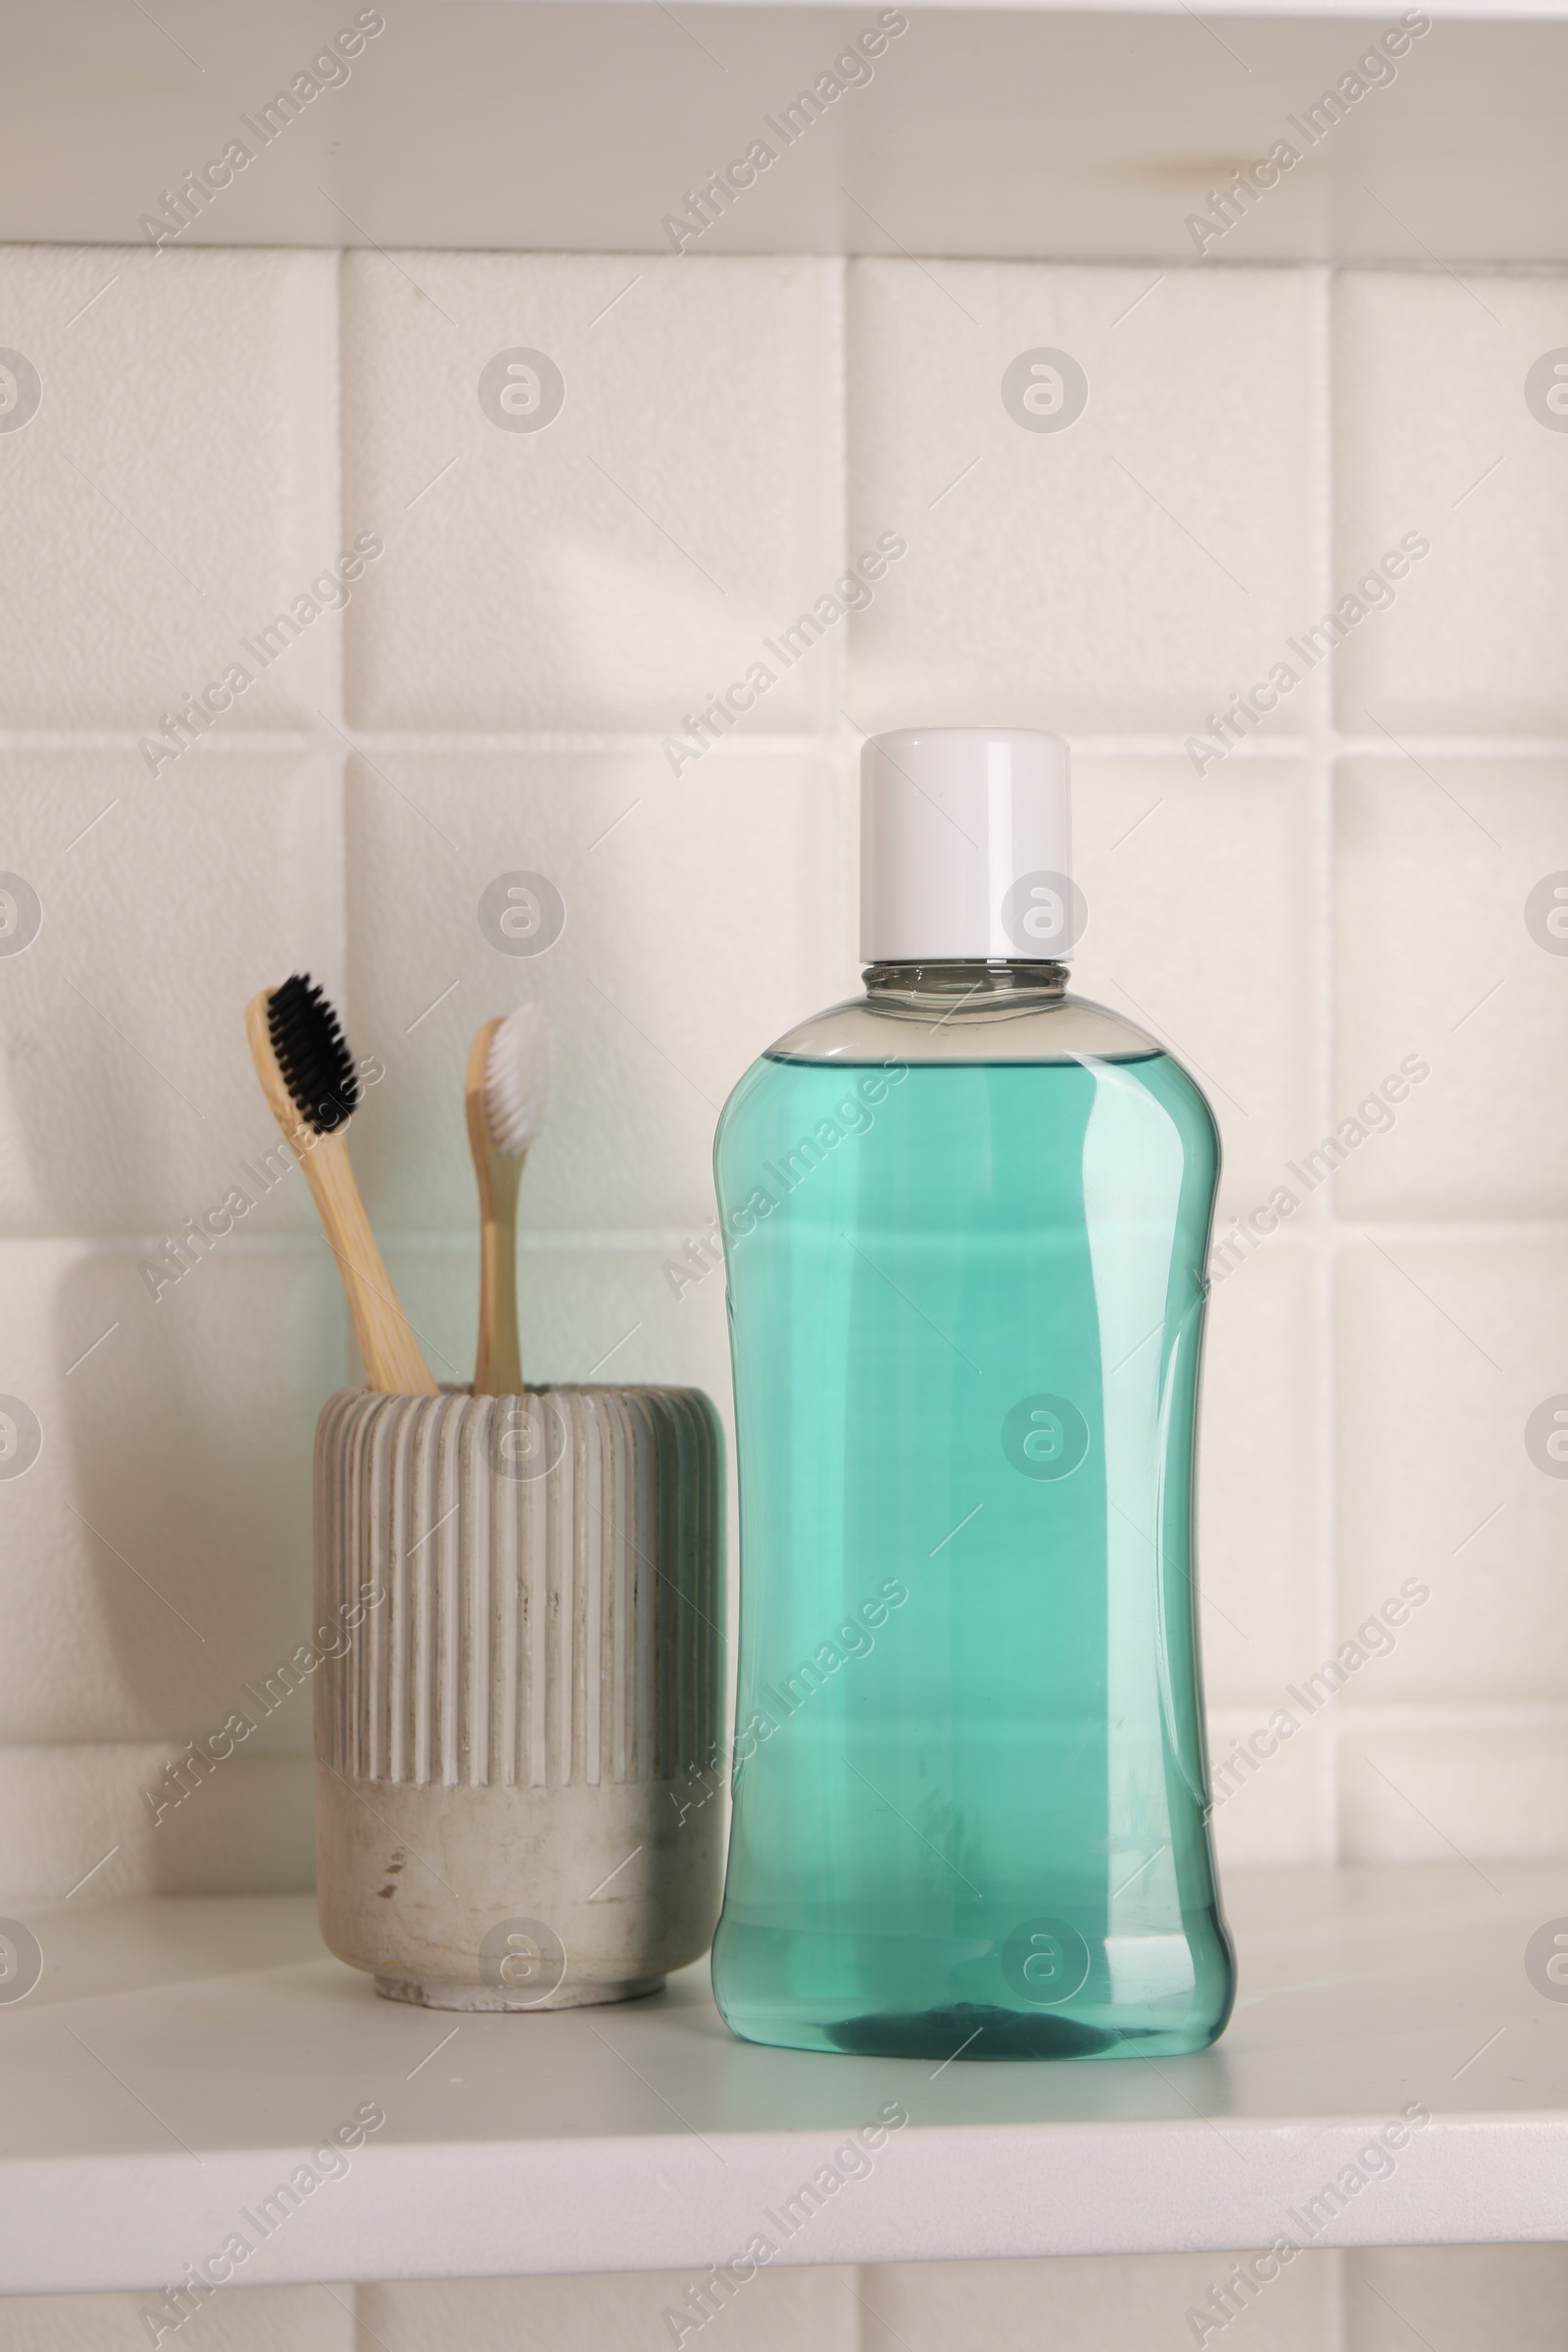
left=847, top=261, right=1317, bottom=739
left=1332, top=272, right=1568, bottom=737
left=1344, top=2245, right=1568, bottom=2350
left=1072, top=755, right=1317, bottom=1224
left=1197, top=1245, right=1324, bottom=1717
left=0, top=249, right=337, bottom=730
left=0, top=1740, right=313, bottom=1905
left=18, top=2246, right=1568, bottom=2352
left=0, top=2283, right=357, bottom=2351
left=382, top=1241, right=733, bottom=1412
left=0, top=753, right=342, bottom=1235
left=0, top=1241, right=338, bottom=1753
left=338, top=252, right=844, bottom=735
left=1337, top=1241, right=1568, bottom=1708
left=2, top=239, right=1565, bottom=2339
left=28, top=2248, right=1568, bottom=2352
left=343, top=750, right=855, bottom=1240
left=1335, top=759, right=1568, bottom=1220
left=858, top=2249, right=1341, bottom=2350
left=358, top=2267, right=861, bottom=2352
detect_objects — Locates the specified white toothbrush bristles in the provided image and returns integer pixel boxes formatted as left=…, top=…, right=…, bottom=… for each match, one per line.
left=483, top=1003, right=551, bottom=1158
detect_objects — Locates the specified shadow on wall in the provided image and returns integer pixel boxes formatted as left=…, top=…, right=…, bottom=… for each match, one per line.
left=50, top=1247, right=343, bottom=1893
left=0, top=918, right=193, bottom=1236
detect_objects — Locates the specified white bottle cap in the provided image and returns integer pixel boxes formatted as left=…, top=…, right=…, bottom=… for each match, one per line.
left=859, top=727, right=1078, bottom=962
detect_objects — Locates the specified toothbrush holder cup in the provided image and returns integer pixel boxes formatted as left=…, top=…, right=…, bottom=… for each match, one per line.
left=313, top=1383, right=725, bottom=2010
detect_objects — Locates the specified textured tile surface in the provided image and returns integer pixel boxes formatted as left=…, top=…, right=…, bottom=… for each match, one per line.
left=1346, top=2245, right=1568, bottom=2351
left=345, top=751, right=854, bottom=1236
left=1334, top=270, right=1568, bottom=734
left=0, top=2282, right=354, bottom=2351
left=0, top=1242, right=343, bottom=1745
left=1198, top=1242, right=1324, bottom=1712
left=0, top=246, right=337, bottom=728
left=1335, top=759, right=1568, bottom=1218
left=1341, top=1726, right=1568, bottom=1860
left=1336, top=1241, right=1568, bottom=1705
left=1207, top=1702, right=1335, bottom=1867
left=340, top=252, right=842, bottom=732
left=847, top=262, right=1316, bottom=737
left=0, top=1744, right=312, bottom=1904
left=859, top=2249, right=1341, bottom=2349
left=0, top=752, right=343, bottom=1236
left=358, top=2267, right=861, bottom=2351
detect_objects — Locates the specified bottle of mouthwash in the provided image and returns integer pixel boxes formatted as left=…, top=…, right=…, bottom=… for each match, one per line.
left=710, top=727, right=1234, bottom=2060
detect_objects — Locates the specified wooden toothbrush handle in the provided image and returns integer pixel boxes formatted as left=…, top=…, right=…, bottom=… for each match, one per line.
left=300, top=1129, right=439, bottom=1396
left=473, top=1152, right=525, bottom=1396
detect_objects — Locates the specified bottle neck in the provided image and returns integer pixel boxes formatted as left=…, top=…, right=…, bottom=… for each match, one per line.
left=862, top=958, right=1069, bottom=1010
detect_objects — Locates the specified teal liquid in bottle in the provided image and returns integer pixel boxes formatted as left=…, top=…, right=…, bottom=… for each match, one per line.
left=710, top=728, right=1234, bottom=2060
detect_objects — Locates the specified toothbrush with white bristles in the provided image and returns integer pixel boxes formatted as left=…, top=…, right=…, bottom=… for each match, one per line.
left=465, top=1004, right=552, bottom=1396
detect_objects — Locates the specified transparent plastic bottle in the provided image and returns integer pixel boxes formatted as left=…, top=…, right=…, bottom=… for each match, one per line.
left=710, top=730, right=1234, bottom=2060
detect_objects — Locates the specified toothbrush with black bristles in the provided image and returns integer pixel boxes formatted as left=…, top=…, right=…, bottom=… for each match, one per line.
left=245, top=973, right=437, bottom=1396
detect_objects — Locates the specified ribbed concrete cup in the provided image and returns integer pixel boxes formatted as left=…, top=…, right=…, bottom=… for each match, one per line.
left=314, top=1385, right=724, bottom=2010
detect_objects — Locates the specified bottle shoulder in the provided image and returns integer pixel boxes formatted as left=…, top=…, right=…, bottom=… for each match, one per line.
left=763, top=988, right=1164, bottom=1066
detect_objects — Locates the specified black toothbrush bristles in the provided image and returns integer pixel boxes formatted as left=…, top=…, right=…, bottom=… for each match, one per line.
left=268, top=973, right=360, bottom=1135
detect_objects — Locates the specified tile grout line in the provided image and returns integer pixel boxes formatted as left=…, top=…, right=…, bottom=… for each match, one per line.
left=6, top=1217, right=1566, bottom=1255
left=319, top=244, right=347, bottom=752
left=1306, top=260, right=1342, bottom=1886
left=827, top=248, right=861, bottom=990
left=328, top=245, right=356, bottom=1402
left=837, top=251, right=871, bottom=1003
left=17, top=1695, right=1568, bottom=1762
left=1211, top=1700, right=1568, bottom=1732
left=8, top=727, right=1568, bottom=760
left=827, top=250, right=850, bottom=732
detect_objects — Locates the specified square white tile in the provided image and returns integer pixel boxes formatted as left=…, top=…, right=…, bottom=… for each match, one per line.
left=0, top=1241, right=344, bottom=1745
left=1336, top=1240, right=1568, bottom=1705
left=0, top=246, right=337, bottom=728
left=1333, top=270, right=1568, bottom=735
left=1072, top=757, right=1317, bottom=1226
left=344, top=751, right=854, bottom=1237
left=0, top=752, right=343, bottom=1237
left=339, top=252, right=842, bottom=732
left=860, top=2249, right=1341, bottom=2351
left=1335, top=759, right=1568, bottom=1219
left=358, top=2267, right=860, bottom=2352
left=847, top=261, right=1316, bottom=738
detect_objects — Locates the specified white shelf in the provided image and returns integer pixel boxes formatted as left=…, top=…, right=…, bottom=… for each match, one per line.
left=8, top=2, right=1568, bottom=263
left=5, top=1861, right=1568, bottom=2295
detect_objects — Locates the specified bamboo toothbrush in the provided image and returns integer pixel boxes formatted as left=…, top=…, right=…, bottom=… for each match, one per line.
left=466, top=1004, right=551, bottom=1396
left=246, top=973, right=438, bottom=1396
